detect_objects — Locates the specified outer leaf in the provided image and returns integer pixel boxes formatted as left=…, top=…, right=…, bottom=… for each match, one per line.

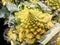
left=5, top=2, right=18, bottom=12
left=0, top=6, right=10, bottom=18
left=8, top=15, right=15, bottom=27
left=37, top=1, right=51, bottom=12
left=0, top=11, right=5, bottom=18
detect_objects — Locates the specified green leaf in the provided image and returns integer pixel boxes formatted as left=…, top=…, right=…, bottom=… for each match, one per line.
left=0, top=6, right=10, bottom=18
left=0, top=11, right=5, bottom=18
left=5, top=2, right=18, bottom=12
left=15, top=18, right=21, bottom=25
left=37, top=1, right=51, bottom=13
left=35, top=3, right=43, bottom=11
left=8, top=15, right=15, bottom=27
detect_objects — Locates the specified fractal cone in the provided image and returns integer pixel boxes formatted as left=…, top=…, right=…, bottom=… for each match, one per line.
left=0, top=0, right=60, bottom=45
left=45, top=0, right=60, bottom=11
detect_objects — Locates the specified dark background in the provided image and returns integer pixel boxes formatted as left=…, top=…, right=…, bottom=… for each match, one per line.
left=0, top=2, right=10, bottom=45
left=0, top=18, right=10, bottom=45
left=0, top=1, right=15, bottom=44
